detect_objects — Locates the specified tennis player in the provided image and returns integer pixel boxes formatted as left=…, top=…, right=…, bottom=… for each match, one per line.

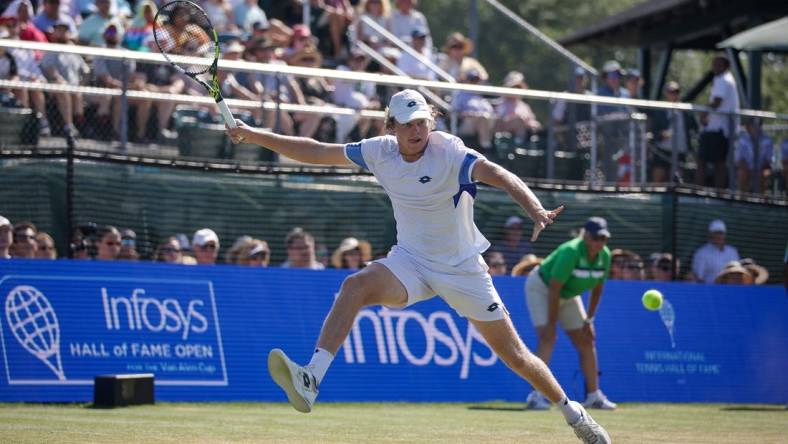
left=227, top=89, right=610, bottom=443
left=524, top=217, right=617, bottom=411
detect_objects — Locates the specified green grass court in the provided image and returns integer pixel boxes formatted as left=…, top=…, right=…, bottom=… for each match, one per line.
left=1, top=402, right=786, bottom=443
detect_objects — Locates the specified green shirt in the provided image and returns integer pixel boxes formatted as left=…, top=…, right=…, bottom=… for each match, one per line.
left=539, top=237, right=611, bottom=299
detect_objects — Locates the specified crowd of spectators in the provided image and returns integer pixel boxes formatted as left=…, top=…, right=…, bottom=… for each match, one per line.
left=480, top=214, right=773, bottom=286
left=0, top=212, right=778, bottom=285
left=0, top=1, right=786, bottom=194
left=0, top=214, right=378, bottom=271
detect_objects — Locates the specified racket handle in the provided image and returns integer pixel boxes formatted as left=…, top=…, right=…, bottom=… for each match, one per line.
left=217, top=99, right=237, bottom=128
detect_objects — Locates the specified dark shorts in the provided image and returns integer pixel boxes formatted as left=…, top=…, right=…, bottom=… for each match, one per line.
left=651, top=149, right=686, bottom=170
left=698, top=131, right=729, bottom=163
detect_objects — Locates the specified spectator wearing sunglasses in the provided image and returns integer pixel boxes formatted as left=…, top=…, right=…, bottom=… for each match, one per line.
left=192, top=228, right=220, bottom=265
left=237, top=239, right=270, bottom=267
left=118, top=228, right=139, bottom=261
left=35, top=232, right=57, bottom=259
left=11, top=220, right=38, bottom=259
left=647, top=252, right=678, bottom=281
left=484, top=250, right=507, bottom=276
left=95, top=225, right=122, bottom=261
left=619, top=253, right=645, bottom=281
left=0, top=216, right=12, bottom=259
left=154, top=236, right=184, bottom=264
left=523, top=217, right=617, bottom=411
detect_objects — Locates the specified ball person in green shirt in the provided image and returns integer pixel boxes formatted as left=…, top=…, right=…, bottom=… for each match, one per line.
left=524, top=217, right=617, bottom=410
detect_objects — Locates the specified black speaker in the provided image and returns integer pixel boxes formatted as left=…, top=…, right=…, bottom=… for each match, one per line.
left=93, top=374, right=155, bottom=407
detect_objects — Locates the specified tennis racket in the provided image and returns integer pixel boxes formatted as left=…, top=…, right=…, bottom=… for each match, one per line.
left=153, top=0, right=236, bottom=128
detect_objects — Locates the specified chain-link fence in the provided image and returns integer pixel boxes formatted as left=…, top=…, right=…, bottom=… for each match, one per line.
left=1, top=154, right=786, bottom=283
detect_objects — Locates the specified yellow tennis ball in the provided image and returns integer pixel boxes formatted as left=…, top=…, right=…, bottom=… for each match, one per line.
left=642, top=289, right=663, bottom=311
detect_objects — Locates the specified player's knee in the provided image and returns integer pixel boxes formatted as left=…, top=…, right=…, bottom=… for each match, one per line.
left=338, top=274, right=374, bottom=306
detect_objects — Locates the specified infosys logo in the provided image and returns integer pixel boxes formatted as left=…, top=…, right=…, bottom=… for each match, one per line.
left=0, top=274, right=227, bottom=386
left=101, top=288, right=209, bottom=341
left=341, top=306, right=497, bottom=379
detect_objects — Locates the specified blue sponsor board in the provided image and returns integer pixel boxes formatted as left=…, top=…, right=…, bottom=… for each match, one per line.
left=0, top=260, right=786, bottom=403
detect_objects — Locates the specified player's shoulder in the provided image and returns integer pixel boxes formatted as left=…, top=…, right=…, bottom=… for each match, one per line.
left=559, top=237, right=584, bottom=254
left=350, top=135, right=398, bottom=157
left=428, top=131, right=467, bottom=152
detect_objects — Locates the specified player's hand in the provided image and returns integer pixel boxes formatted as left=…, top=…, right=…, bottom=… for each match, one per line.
left=582, top=321, right=596, bottom=341
left=226, top=119, right=252, bottom=144
left=530, top=205, right=564, bottom=242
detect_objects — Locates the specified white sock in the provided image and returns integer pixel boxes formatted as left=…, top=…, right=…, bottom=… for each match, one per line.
left=558, top=397, right=582, bottom=424
left=305, top=348, right=334, bottom=385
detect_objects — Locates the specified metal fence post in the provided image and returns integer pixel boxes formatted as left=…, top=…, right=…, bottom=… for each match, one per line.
left=727, top=115, right=736, bottom=191
left=590, top=77, right=598, bottom=186
left=546, top=101, right=555, bottom=180
left=670, top=111, right=679, bottom=185
left=120, top=59, right=129, bottom=152
left=628, top=116, right=636, bottom=185
left=640, top=118, right=647, bottom=184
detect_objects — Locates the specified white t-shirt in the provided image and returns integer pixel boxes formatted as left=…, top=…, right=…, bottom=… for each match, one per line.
left=397, top=48, right=436, bottom=80
left=706, top=71, right=739, bottom=136
left=344, top=131, right=489, bottom=273
left=691, top=242, right=739, bottom=284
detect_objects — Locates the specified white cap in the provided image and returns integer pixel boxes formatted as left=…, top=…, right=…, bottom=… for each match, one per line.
left=505, top=216, right=524, bottom=227
left=603, top=60, right=622, bottom=73
left=0, top=216, right=10, bottom=228
left=192, top=228, right=220, bottom=248
left=388, top=89, right=432, bottom=124
left=708, top=219, right=726, bottom=233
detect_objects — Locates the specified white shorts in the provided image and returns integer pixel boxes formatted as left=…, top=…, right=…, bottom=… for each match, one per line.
left=525, top=266, right=586, bottom=331
left=374, top=246, right=508, bottom=321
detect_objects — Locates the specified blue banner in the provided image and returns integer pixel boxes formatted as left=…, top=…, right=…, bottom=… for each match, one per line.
left=1, top=260, right=786, bottom=403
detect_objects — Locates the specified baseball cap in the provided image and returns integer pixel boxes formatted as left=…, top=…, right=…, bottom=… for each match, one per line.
left=505, top=216, right=523, bottom=228
left=665, top=81, right=680, bottom=92
left=223, top=40, right=245, bottom=54
left=0, top=215, right=10, bottom=228
left=388, top=89, right=432, bottom=124
left=193, top=228, right=219, bottom=247
left=503, top=71, right=525, bottom=88
left=603, top=60, right=622, bottom=73
left=411, top=27, right=428, bottom=39
left=248, top=242, right=269, bottom=257
left=49, top=18, right=70, bottom=32
left=708, top=219, right=726, bottom=233
left=584, top=217, right=611, bottom=238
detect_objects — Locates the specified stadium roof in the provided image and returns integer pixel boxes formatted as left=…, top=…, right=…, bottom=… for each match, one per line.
left=717, top=16, right=788, bottom=52
left=559, top=0, right=788, bottom=49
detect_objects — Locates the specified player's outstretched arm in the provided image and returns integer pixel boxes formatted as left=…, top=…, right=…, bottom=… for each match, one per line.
left=226, top=120, right=353, bottom=166
left=472, top=159, right=564, bottom=242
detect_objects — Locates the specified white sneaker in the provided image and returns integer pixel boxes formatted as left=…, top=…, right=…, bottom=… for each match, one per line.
left=582, top=391, right=618, bottom=410
left=267, top=348, right=319, bottom=413
left=568, top=401, right=611, bottom=444
left=525, top=390, right=552, bottom=410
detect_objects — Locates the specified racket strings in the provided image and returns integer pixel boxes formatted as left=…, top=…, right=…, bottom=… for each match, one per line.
left=154, top=1, right=216, bottom=75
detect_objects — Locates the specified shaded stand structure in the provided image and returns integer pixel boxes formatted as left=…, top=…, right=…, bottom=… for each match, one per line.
left=559, top=0, right=788, bottom=108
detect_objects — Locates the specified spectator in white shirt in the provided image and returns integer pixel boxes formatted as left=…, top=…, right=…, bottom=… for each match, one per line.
left=396, top=27, right=434, bottom=80
left=386, top=0, right=430, bottom=47
left=696, top=55, right=740, bottom=189
left=690, top=219, right=740, bottom=284
left=77, top=0, right=124, bottom=47
left=282, top=227, right=324, bottom=270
